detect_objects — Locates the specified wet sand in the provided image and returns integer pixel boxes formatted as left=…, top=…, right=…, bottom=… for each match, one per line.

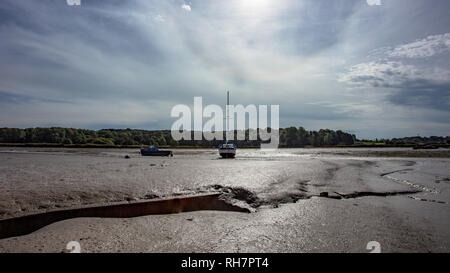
left=0, top=147, right=449, bottom=252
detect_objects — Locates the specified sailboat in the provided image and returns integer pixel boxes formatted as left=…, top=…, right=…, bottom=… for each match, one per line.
left=218, top=91, right=237, bottom=158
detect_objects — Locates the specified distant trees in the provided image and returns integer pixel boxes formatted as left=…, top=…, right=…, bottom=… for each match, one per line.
left=0, top=126, right=356, bottom=147
left=386, top=136, right=449, bottom=145
left=279, top=127, right=355, bottom=147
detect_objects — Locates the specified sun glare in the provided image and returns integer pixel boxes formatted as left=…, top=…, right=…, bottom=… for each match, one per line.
left=236, top=0, right=273, bottom=18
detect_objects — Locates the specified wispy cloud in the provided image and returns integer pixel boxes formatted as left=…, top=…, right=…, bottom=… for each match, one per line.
left=339, top=61, right=422, bottom=87
left=389, top=33, right=450, bottom=58
left=181, top=3, right=191, bottom=12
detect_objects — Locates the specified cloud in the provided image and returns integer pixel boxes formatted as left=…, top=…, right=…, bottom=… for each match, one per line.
left=339, top=32, right=450, bottom=113
left=1, top=0, right=449, bottom=138
left=366, top=0, right=381, bottom=6
left=181, top=4, right=191, bottom=12
left=154, top=14, right=165, bottom=23
left=389, top=33, right=450, bottom=58
left=387, top=81, right=450, bottom=110
left=339, top=61, right=423, bottom=87
left=339, top=61, right=450, bottom=111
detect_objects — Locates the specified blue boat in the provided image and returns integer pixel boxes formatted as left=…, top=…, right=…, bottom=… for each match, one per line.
left=140, top=146, right=173, bottom=157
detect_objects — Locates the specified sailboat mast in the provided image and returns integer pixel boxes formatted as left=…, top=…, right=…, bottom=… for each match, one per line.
left=219, top=91, right=236, bottom=158
left=226, top=91, right=229, bottom=141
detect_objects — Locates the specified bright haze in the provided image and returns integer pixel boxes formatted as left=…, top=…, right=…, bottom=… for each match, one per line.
left=0, top=0, right=449, bottom=139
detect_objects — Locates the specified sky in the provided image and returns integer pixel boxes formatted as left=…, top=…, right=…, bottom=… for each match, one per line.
left=0, top=0, right=449, bottom=139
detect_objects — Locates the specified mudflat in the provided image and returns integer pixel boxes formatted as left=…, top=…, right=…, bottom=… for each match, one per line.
left=0, top=147, right=449, bottom=252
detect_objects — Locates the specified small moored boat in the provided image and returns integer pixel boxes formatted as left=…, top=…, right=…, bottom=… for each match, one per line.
left=140, top=146, right=173, bottom=157
left=218, top=91, right=237, bottom=158
left=219, top=141, right=236, bottom=158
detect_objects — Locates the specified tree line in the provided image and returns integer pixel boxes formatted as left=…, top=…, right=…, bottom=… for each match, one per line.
left=0, top=127, right=356, bottom=147
left=387, top=136, right=449, bottom=145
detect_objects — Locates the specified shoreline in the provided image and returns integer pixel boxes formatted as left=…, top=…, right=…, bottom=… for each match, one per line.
left=1, top=142, right=449, bottom=149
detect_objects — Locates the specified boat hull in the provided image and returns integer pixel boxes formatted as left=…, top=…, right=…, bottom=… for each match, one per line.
left=220, top=153, right=235, bottom=158
left=219, top=148, right=236, bottom=158
left=140, top=149, right=173, bottom=157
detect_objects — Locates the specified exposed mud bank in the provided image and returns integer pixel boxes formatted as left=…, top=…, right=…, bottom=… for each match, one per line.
left=202, top=184, right=421, bottom=207
left=1, top=182, right=421, bottom=240
left=0, top=193, right=249, bottom=239
left=331, top=190, right=421, bottom=199
left=1, top=149, right=447, bottom=243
